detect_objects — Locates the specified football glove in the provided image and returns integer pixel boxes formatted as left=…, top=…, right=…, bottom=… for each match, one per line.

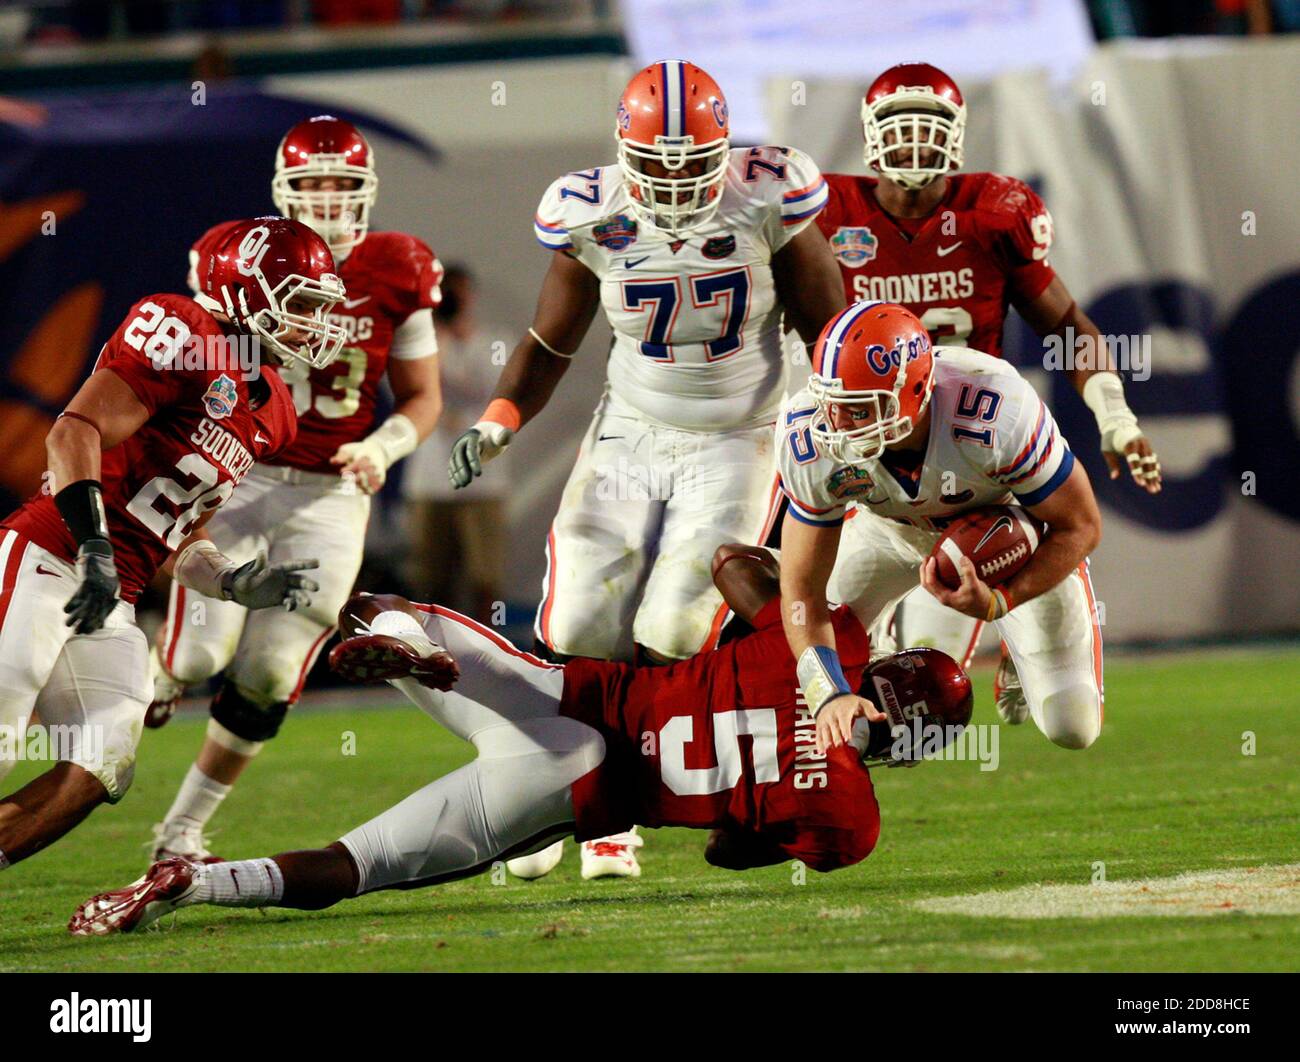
left=64, top=538, right=120, bottom=634
left=448, top=420, right=514, bottom=489
left=221, top=552, right=320, bottom=612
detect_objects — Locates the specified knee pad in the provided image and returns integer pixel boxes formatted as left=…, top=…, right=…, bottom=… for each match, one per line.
left=1037, top=685, right=1102, bottom=750
left=210, top=681, right=289, bottom=743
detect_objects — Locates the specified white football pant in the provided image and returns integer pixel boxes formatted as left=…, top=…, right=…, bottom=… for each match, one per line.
left=830, top=512, right=1104, bottom=749
left=157, top=466, right=370, bottom=707
left=339, top=606, right=605, bottom=893
left=0, top=529, right=150, bottom=801
left=536, top=392, right=782, bottom=662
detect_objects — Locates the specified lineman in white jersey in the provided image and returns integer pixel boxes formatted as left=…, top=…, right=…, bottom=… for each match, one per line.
left=775, top=302, right=1105, bottom=756
left=448, top=59, right=845, bottom=879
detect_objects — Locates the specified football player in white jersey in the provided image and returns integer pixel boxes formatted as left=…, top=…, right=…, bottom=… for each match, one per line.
left=776, top=302, right=1105, bottom=755
left=448, top=59, right=845, bottom=879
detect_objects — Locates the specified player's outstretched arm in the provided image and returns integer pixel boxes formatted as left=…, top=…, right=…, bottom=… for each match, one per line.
left=711, top=542, right=780, bottom=624
left=47, top=371, right=152, bottom=634
left=1017, top=276, right=1161, bottom=494
left=771, top=224, right=847, bottom=346
left=921, top=459, right=1102, bottom=620
left=448, top=252, right=600, bottom=489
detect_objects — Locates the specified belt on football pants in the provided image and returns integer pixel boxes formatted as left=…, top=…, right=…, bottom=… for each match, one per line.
left=251, top=463, right=355, bottom=491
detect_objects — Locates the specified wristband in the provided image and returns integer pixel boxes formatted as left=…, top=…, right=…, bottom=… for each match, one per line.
left=54, top=480, right=109, bottom=546
left=367, top=412, right=419, bottom=467
left=173, top=539, right=237, bottom=599
left=797, top=645, right=852, bottom=716
left=481, top=398, right=522, bottom=433
left=1082, top=372, right=1137, bottom=434
left=986, top=587, right=1014, bottom=621
left=528, top=327, right=575, bottom=359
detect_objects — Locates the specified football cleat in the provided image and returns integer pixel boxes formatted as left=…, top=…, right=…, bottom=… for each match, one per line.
left=69, top=858, right=200, bottom=937
left=328, top=631, right=459, bottom=690
left=994, top=646, right=1029, bottom=725
left=151, top=820, right=223, bottom=865
left=580, top=828, right=643, bottom=880
left=144, top=646, right=186, bottom=729
left=506, top=840, right=565, bottom=880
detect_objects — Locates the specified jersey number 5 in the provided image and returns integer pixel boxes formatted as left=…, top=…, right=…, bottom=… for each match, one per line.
left=659, top=708, right=780, bottom=797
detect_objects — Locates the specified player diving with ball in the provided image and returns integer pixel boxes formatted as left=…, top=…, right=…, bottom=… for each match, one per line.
left=68, top=545, right=972, bottom=936
left=778, top=301, right=1105, bottom=756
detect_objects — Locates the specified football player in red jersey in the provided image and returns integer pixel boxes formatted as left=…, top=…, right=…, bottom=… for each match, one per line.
left=143, top=116, right=445, bottom=866
left=67, top=545, right=973, bottom=935
left=817, top=62, right=1158, bottom=718
left=0, top=218, right=341, bottom=871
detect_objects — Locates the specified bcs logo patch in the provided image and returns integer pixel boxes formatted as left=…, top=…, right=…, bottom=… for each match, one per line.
left=594, top=215, right=638, bottom=251
left=203, top=374, right=239, bottom=420
left=830, top=226, right=878, bottom=267
left=702, top=234, right=737, bottom=260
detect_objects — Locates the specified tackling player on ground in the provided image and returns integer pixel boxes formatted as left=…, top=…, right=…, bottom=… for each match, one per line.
left=0, top=218, right=338, bottom=870
left=817, top=63, right=1158, bottom=719
left=144, top=116, right=444, bottom=865
left=68, top=544, right=973, bottom=936
left=446, top=59, right=845, bottom=880
left=779, top=301, right=1104, bottom=755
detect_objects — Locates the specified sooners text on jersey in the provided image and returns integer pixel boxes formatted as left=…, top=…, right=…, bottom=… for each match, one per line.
left=2, top=294, right=296, bottom=601
left=819, top=172, right=1055, bottom=358
left=559, top=598, right=879, bottom=871
left=191, top=223, right=442, bottom=474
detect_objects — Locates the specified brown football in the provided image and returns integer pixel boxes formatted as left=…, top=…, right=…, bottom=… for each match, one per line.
left=930, top=506, right=1044, bottom=590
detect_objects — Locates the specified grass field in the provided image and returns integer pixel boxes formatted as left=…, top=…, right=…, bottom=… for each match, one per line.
left=3, top=649, right=1298, bottom=972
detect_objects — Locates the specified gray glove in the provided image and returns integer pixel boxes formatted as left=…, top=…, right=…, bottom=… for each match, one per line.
left=64, top=538, right=120, bottom=634
left=448, top=421, right=514, bottom=489
left=221, top=552, right=320, bottom=612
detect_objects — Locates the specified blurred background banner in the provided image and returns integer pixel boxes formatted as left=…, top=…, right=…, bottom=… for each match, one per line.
left=0, top=21, right=1296, bottom=645
left=622, top=0, right=1097, bottom=141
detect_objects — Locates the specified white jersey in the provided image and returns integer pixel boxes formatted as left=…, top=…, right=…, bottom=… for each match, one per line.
left=533, top=146, right=828, bottom=432
left=778, top=347, right=1075, bottom=530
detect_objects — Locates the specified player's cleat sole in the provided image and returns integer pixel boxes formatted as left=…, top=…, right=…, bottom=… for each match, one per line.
left=507, top=840, right=564, bottom=880
left=329, top=633, right=459, bottom=690
left=580, top=829, right=644, bottom=880
left=69, top=858, right=200, bottom=936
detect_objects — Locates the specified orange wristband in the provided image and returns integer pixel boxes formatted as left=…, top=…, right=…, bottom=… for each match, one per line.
left=482, top=398, right=522, bottom=433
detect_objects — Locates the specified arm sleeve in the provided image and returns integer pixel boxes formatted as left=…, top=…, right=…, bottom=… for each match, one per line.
left=776, top=408, right=845, bottom=527
left=763, top=146, right=830, bottom=252
left=533, top=174, right=578, bottom=252
left=96, top=298, right=198, bottom=415
left=390, top=307, right=438, bottom=359
left=999, top=179, right=1056, bottom=302
left=984, top=377, right=1075, bottom=507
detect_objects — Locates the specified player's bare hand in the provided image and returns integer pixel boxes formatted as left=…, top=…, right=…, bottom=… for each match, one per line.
left=64, top=538, right=120, bottom=634
left=448, top=421, right=513, bottom=489
left=222, top=552, right=320, bottom=611
left=815, top=694, right=884, bottom=756
left=1103, top=432, right=1162, bottom=494
left=920, top=554, right=992, bottom=620
left=330, top=440, right=386, bottom=494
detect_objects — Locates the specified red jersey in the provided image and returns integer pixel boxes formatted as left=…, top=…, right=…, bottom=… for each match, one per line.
left=818, top=172, right=1055, bottom=358
left=190, top=224, right=442, bottom=474
left=2, top=294, right=296, bottom=603
left=560, top=599, right=879, bottom=872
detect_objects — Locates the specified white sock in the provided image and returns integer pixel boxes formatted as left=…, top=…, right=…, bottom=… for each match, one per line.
left=191, top=858, right=284, bottom=908
left=162, top=765, right=231, bottom=832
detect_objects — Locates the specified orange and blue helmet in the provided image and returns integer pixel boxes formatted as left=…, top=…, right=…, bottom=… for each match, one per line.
left=809, top=301, right=935, bottom=462
left=616, top=59, right=731, bottom=235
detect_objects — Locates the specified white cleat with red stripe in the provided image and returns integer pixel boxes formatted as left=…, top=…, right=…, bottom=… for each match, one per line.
left=69, top=858, right=200, bottom=936
left=580, top=828, right=643, bottom=880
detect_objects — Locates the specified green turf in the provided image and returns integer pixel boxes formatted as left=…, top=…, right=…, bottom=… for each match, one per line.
left=2, top=650, right=1298, bottom=972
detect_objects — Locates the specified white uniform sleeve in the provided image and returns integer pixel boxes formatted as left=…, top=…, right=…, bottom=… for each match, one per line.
left=186, top=248, right=200, bottom=294
left=533, top=174, right=578, bottom=253
left=980, top=377, right=1075, bottom=507
left=776, top=401, right=845, bottom=527
left=757, top=146, right=829, bottom=253
left=390, top=307, right=438, bottom=360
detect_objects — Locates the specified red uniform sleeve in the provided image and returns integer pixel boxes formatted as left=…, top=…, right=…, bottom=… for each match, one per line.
left=986, top=176, right=1056, bottom=303
left=751, top=596, right=784, bottom=631
left=361, top=232, right=443, bottom=320
left=95, top=296, right=209, bottom=416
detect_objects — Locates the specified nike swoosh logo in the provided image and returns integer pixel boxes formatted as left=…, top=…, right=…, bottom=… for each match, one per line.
left=598, top=434, right=625, bottom=442
left=342, top=296, right=371, bottom=309
left=623, top=257, right=650, bottom=269
left=973, top=515, right=1015, bottom=554
left=36, top=564, right=62, bottom=577
left=255, top=431, right=269, bottom=445
left=936, top=242, right=963, bottom=257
